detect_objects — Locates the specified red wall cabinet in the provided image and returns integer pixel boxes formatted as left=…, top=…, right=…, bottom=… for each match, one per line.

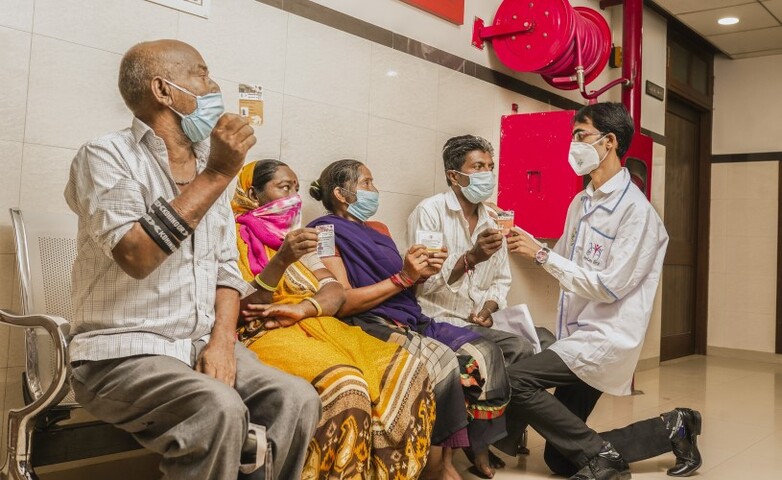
left=498, top=110, right=653, bottom=239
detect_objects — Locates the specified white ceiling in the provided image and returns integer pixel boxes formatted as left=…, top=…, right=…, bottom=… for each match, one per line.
left=652, top=0, right=782, bottom=58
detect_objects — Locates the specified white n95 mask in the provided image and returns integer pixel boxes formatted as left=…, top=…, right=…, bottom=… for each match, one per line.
left=568, top=135, right=608, bottom=176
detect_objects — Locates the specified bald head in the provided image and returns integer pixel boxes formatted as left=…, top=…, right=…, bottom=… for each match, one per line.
left=118, top=39, right=204, bottom=114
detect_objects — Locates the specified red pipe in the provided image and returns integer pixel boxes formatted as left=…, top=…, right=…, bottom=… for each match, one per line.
left=622, top=0, right=643, bottom=132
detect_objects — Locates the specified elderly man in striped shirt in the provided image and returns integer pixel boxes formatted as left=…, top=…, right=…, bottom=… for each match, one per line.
left=64, top=39, right=320, bottom=480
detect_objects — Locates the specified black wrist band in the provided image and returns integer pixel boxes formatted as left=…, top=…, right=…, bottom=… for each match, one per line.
left=150, top=197, right=193, bottom=242
left=139, top=213, right=179, bottom=255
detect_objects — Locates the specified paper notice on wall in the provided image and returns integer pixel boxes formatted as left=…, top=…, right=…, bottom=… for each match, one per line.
left=491, top=304, right=541, bottom=354
left=239, top=84, right=264, bottom=126
left=145, top=0, right=211, bottom=18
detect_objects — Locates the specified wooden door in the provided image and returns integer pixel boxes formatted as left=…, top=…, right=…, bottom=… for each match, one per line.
left=661, top=97, right=701, bottom=360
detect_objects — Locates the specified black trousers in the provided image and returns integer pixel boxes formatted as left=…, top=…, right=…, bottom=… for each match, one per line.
left=505, top=350, right=672, bottom=476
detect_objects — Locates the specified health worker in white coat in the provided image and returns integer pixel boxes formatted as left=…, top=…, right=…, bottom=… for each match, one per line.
left=505, top=102, right=703, bottom=480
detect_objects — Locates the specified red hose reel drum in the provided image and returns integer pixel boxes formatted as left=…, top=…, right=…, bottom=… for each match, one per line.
left=489, top=0, right=612, bottom=90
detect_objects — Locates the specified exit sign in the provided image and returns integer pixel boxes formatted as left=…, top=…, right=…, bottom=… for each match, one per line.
left=400, top=0, right=464, bottom=25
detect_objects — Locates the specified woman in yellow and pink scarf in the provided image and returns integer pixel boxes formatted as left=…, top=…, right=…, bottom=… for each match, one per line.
left=233, top=160, right=435, bottom=480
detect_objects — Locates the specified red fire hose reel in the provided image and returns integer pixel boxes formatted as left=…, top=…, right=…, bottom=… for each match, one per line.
left=473, top=0, right=613, bottom=93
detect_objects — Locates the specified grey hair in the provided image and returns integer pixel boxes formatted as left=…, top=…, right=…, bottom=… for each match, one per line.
left=118, top=42, right=171, bottom=113
left=442, top=135, right=494, bottom=186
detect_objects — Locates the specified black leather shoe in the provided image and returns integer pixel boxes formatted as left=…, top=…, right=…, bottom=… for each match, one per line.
left=569, top=443, right=631, bottom=480
left=667, top=408, right=702, bottom=477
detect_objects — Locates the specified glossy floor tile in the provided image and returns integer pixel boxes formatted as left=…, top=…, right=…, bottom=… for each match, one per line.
left=451, top=354, right=782, bottom=479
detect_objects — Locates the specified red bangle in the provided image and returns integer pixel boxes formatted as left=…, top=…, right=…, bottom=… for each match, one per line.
left=390, top=273, right=406, bottom=289
left=398, top=270, right=416, bottom=287
left=390, top=272, right=415, bottom=289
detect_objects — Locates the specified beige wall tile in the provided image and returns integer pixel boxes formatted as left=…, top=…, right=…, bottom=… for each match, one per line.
left=0, top=140, right=23, bottom=255
left=641, top=280, right=663, bottom=361
left=6, top=329, right=25, bottom=368
left=0, top=328, right=7, bottom=369
left=724, top=272, right=777, bottom=316
left=177, top=0, right=288, bottom=92
left=710, top=198, right=729, bottom=243
left=285, top=15, right=371, bottom=113
left=708, top=272, right=728, bottom=315
left=711, top=163, right=729, bottom=200
left=367, top=117, right=437, bottom=197
left=742, top=161, right=779, bottom=201
left=25, top=36, right=128, bottom=150
left=722, top=197, right=777, bottom=238
left=492, top=87, right=553, bottom=119
left=433, top=132, right=450, bottom=194
left=719, top=161, right=779, bottom=201
left=280, top=96, right=368, bottom=181
left=506, top=260, right=559, bottom=335
left=375, top=191, right=427, bottom=250
left=3, top=366, right=24, bottom=411
left=0, top=27, right=31, bottom=143
left=713, top=54, right=782, bottom=154
left=640, top=9, right=668, bottom=136
left=369, top=44, right=438, bottom=130
left=436, top=67, right=496, bottom=140
left=0, top=254, right=14, bottom=312
left=0, top=367, right=7, bottom=454
left=0, top=0, right=33, bottom=31
left=0, top=253, right=14, bottom=371
left=20, top=144, right=78, bottom=215
left=707, top=308, right=730, bottom=351
left=650, top=144, right=666, bottom=219
left=709, top=233, right=728, bottom=274
left=33, top=0, right=178, bottom=55
left=717, top=312, right=776, bottom=353
left=726, top=235, right=778, bottom=277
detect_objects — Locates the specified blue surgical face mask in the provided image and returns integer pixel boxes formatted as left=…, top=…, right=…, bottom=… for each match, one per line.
left=452, top=170, right=495, bottom=204
left=165, top=79, right=224, bottom=143
left=342, top=188, right=379, bottom=222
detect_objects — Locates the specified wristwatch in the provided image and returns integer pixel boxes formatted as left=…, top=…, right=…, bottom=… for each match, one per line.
left=534, top=247, right=550, bottom=266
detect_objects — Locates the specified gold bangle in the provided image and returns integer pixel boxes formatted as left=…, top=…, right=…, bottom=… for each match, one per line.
left=254, top=273, right=278, bottom=293
left=302, top=296, right=323, bottom=317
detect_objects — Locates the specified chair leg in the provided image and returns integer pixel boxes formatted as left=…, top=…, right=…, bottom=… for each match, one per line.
left=1, top=410, right=39, bottom=480
left=518, top=428, right=530, bottom=455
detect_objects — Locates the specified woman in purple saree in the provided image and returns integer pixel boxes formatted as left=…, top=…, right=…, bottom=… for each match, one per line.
left=308, top=159, right=511, bottom=479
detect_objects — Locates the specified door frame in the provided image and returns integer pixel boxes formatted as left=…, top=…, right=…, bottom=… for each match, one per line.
left=662, top=26, right=714, bottom=358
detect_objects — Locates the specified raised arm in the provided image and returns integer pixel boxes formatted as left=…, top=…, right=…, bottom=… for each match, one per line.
left=112, top=114, right=255, bottom=279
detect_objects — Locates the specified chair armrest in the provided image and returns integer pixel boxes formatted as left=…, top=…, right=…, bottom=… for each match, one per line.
left=0, top=309, right=71, bottom=409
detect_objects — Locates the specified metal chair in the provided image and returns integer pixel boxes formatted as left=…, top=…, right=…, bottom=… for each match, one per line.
left=1, top=209, right=140, bottom=480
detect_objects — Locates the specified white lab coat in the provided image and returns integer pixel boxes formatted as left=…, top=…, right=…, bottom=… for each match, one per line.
left=544, top=168, right=669, bottom=396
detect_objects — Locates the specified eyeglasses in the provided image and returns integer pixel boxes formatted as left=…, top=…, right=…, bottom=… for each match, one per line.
left=571, top=130, right=605, bottom=142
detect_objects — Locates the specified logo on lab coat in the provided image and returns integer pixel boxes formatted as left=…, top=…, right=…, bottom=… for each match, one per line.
left=584, top=242, right=604, bottom=265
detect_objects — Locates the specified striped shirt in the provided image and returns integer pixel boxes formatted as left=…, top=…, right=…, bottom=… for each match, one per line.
left=64, top=117, right=252, bottom=366
left=407, top=191, right=510, bottom=327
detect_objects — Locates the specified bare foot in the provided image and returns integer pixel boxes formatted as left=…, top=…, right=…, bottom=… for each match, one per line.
left=443, top=447, right=464, bottom=480
left=422, top=446, right=445, bottom=480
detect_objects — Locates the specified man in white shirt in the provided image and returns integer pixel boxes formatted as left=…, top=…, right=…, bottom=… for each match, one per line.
left=408, top=135, right=555, bottom=475
left=65, top=40, right=320, bottom=480
left=506, top=103, right=702, bottom=480
left=408, top=135, right=547, bottom=365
